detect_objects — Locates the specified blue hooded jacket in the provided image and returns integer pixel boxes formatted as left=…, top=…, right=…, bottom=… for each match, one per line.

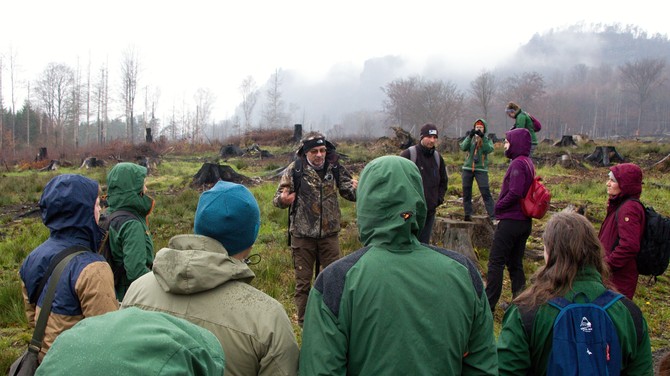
left=19, top=174, right=118, bottom=359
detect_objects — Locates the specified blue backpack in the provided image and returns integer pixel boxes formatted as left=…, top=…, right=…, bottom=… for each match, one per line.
left=546, top=290, right=623, bottom=376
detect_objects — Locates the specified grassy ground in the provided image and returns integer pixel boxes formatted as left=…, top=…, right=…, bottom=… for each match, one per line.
left=1, top=138, right=669, bottom=372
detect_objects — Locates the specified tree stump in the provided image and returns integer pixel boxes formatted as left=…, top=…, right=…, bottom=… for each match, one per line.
left=553, top=135, right=577, bottom=147
left=293, top=124, right=303, bottom=142
left=191, top=162, right=252, bottom=187
left=36, top=147, right=48, bottom=161
left=79, top=157, right=106, bottom=169
left=432, top=218, right=478, bottom=263
left=469, top=215, right=494, bottom=250
left=585, top=146, right=625, bottom=166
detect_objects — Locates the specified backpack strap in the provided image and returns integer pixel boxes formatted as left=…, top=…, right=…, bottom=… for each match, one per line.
left=30, top=245, right=89, bottom=305
left=409, top=145, right=417, bottom=164
left=519, top=304, right=541, bottom=340
left=29, top=249, right=86, bottom=352
left=619, top=296, right=645, bottom=345
left=591, top=290, right=623, bottom=309
left=409, top=145, right=440, bottom=167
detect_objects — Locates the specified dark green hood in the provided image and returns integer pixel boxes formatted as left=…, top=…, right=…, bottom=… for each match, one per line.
left=106, top=162, right=153, bottom=217
left=357, top=156, right=426, bottom=249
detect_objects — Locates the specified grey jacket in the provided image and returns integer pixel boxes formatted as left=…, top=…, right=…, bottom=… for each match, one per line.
left=122, top=235, right=299, bottom=376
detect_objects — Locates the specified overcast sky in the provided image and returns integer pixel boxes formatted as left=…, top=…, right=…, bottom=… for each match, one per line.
left=1, top=0, right=668, bottom=121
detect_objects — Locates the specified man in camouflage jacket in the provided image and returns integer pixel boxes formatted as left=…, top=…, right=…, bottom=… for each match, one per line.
left=273, top=132, right=357, bottom=326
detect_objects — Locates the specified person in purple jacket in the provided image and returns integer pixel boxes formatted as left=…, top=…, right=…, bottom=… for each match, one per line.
left=485, top=128, right=534, bottom=312
left=597, top=163, right=645, bottom=299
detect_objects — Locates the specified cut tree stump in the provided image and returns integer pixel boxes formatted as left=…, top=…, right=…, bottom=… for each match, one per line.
left=191, top=162, right=253, bottom=187
left=553, top=135, right=577, bottom=147
left=432, top=218, right=478, bottom=263
left=585, top=146, right=625, bottom=166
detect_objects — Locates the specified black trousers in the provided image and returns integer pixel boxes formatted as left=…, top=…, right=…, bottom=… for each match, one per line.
left=485, top=218, right=532, bottom=311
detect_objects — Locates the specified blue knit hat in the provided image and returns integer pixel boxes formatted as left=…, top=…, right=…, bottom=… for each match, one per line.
left=194, top=181, right=260, bottom=255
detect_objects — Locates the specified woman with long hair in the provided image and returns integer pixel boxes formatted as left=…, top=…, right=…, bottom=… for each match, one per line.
left=497, top=211, right=652, bottom=375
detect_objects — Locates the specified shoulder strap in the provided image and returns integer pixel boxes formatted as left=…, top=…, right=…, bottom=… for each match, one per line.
left=620, top=296, right=645, bottom=345
left=519, top=304, right=541, bottom=340
left=30, top=245, right=89, bottom=304
left=108, top=210, right=140, bottom=231
left=29, top=249, right=86, bottom=353
left=408, top=145, right=417, bottom=164
left=433, top=150, right=440, bottom=167
left=292, top=158, right=303, bottom=195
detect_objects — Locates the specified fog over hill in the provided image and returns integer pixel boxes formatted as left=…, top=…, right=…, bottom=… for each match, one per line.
left=243, top=24, right=670, bottom=139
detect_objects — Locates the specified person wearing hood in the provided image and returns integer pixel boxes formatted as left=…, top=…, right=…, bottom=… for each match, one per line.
left=299, top=156, right=497, bottom=375
left=123, top=181, right=299, bottom=376
left=273, top=131, right=357, bottom=327
left=486, top=128, right=534, bottom=313
left=506, top=102, right=538, bottom=157
left=598, top=163, right=645, bottom=299
left=460, top=118, right=496, bottom=222
left=19, top=174, right=119, bottom=361
left=400, top=123, right=448, bottom=244
left=36, top=307, right=226, bottom=376
left=497, top=212, right=652, bottom=375
left=105, top=162, right=155, bottom=301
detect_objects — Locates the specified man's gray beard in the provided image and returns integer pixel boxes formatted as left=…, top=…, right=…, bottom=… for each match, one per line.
left=307, top=159, right=324, bottom=170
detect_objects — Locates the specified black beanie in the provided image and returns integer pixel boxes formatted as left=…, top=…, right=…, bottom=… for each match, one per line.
left=420, top=123, right=438, bottom=139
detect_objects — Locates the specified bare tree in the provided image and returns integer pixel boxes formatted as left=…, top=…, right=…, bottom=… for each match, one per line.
left=72, top=59, right=83, bottom=149
left=120, top=47, right=140, bottom=143
left=262, top=69, right=289, bottom=129
left=383, top=76, right=464, bottom=135
left=619, top=58, right=666, bottom=134
left=36, top=62, right=75, bottom=149
left=499, top=71, right=546, bottom=107
left=193, top=88, right=215, bottom=143
left=94, top=63, right=109, bottom=145
left=469, top=70, right=498, bottom=119
left=9, top=47, right=19, bottom=154
left=239, top=75, right=258, bottom=132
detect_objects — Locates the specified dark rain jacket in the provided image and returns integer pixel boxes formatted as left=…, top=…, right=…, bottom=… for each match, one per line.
left=299, top=156, right=497, bottom=375
left=19, top=174, right=118, bottom=360
left=598, top=163, right=645, bottom=299
left=495, top=128, right=534, bottom=221
left=106, top=162, right=155, bottom=301
left=400, top=143, right=448, bottom=212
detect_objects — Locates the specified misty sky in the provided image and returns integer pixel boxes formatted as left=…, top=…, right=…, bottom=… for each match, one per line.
left=1, top=0, right=667, bottom=122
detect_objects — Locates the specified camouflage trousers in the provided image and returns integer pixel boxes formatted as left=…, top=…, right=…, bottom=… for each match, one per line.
left=291, top=235, right=341, bottom=326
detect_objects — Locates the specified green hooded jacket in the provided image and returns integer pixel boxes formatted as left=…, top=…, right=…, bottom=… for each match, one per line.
left=106, top=162, right=155, bottom=301
left=299, top=156, right=497, bottom=375
left=36, top=307, right=225, bottom=376
left=460, top=118, right=495, bottom=172
left=497, top=267, right=653, bottom=375
left=512, top=109, right=538, bottom=145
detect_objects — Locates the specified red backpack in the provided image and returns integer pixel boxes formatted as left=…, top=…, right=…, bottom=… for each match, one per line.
left=520, top=158, right=551, bottom=219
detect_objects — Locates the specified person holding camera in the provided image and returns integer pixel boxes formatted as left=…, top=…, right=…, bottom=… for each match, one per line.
left=460, top=118, right=495, bottom=222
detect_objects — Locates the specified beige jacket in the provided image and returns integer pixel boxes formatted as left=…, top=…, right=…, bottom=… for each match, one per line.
left=122, top=235, right=299, bottom=376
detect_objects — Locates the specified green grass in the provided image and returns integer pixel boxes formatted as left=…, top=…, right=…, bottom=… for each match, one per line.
left=2, top=138, right=670, bottom=372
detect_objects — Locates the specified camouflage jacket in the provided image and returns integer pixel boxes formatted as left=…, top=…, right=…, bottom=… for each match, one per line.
left=273, top=159, right=356, bottom=239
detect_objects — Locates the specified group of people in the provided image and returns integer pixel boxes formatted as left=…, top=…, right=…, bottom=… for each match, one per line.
left=17, top=102, right=653, bottom=375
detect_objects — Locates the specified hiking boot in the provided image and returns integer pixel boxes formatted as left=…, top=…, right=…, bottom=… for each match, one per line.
left=464, top=215, right=472, bottom=222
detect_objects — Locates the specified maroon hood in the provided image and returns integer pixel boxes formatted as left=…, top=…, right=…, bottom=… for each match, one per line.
left=504, top=128, right=531, bottom=159
left=610, top=163, right=643, bottom=198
